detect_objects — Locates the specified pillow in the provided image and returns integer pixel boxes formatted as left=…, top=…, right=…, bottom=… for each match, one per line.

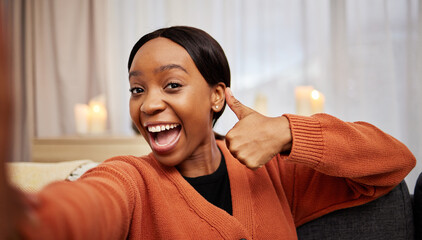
left=67, top=162, right=99, bottom=181
left=7, top=160, right=95, bottom=192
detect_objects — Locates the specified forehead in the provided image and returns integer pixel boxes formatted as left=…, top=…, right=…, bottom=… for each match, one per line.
left=131, top=37, right=193, bottom=70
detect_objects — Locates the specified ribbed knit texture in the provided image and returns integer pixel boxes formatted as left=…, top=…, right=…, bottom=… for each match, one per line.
left=286, top=114, right=324, bottom=166
left=20, top=113, right=415, bottom=239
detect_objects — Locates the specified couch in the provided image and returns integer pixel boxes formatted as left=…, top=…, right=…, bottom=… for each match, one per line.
left=7, top=161, right=418, bottom=239
left=296, top=181, right=414, bottom=240
left=7, top=160, right=98, bottom=192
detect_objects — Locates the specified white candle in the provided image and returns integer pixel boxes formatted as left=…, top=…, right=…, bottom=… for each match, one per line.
left=295, top=86, right=325, bottom=116
left=74, top=104, right=90, bottom=135
left=253, top=93, right=268, bottom=115
left=89, top=101, right=107, bottom=134
left=311, top=89, right=325, bottom=114
left=295, top=86, right=313, bottom=116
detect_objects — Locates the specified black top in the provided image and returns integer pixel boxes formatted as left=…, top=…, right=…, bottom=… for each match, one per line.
left=184, top=152, right=233, bottom=215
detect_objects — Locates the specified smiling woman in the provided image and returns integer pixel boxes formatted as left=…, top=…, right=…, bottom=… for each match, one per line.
left=5, top=26, right=416, bottom=239
left=128, top=26, right=231, bottom=125
left=128, top=35, right=226, bottom=174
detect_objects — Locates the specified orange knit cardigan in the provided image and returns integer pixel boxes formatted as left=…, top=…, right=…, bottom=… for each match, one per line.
left=21, top=114, right=415, bottom=239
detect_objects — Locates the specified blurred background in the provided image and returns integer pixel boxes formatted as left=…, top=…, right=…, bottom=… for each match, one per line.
left=2, top=0, right=421, bottom=191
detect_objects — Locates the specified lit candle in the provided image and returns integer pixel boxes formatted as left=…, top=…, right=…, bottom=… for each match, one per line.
left=74, top=104, right=90, bottom=135
left=253, top=93, right=268, bottom=115
left=295, top=86, right=325, bottom=116
left=295, top=86, right=313, bottom=116
left=88, top=100, right=107, bottom=134
left=311, top=89, right=325, bottom=114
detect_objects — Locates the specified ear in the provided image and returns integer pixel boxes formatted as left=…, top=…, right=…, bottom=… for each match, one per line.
left=211, top=82, right=226, bottom=113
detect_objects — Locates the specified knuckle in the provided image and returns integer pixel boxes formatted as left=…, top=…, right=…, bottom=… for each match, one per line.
left=230, top=149, right=240, bottom=159
left=246, top=161, right=260, bottom=169
left=225, top=131, right=234, bottom=141
left=232, top=98, right=242, bottom=107
left=230, top=98, right=242, bottom=108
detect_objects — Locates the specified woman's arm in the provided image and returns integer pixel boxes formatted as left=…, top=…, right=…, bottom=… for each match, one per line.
left=286, top=113, right=414, bottom=185
left=279, top=113, right=416, bottom=226
left=18, top=159, right=140, bottom=239
left=0, top=166, right=26, bottom=239
left=223, top=89, right=415, bottom=226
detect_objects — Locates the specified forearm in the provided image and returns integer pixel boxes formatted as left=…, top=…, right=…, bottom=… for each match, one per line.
left=279, top=113, right=415, bottom=226
left=19, top=161, right=137, bottom=239
left=284, top=113, right=415, bottom=186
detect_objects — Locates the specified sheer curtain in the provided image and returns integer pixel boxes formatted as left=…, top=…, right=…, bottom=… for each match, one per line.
left=2, top=0, right=32, bottom=162
left=10, top=0, right=422, bottom=190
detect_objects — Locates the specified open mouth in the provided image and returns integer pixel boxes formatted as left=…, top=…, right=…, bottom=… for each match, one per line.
left=147, top=123, right=181, bottom=154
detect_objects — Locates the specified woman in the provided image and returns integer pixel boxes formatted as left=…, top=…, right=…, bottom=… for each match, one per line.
left=8, top=26, right=415, bottom=239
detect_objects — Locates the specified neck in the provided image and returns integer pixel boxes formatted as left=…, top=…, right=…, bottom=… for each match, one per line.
left=176, top=135, right=221, bottom=178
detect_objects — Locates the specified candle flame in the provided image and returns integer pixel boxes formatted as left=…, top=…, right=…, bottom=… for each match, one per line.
left=92, top=104, right=101, bottom=113
left=311, top=90, right=320, bottom=100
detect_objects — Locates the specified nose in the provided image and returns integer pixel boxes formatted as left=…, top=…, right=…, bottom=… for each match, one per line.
left=140, top=90, right=166, bottom=115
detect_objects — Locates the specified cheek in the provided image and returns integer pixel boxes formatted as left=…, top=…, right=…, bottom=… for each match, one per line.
left=129, top=100, right=140, bottom=123
left=179, top=92, right=212, bottom=125
left=185, top=88, right=209, bottom=108
left=129, top=100, right=149, bottom=139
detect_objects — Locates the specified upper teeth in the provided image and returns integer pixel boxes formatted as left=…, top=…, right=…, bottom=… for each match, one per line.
left=148, top=124, right=179, bottom=133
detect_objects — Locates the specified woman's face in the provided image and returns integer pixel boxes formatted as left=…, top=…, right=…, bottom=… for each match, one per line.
left=129, top=37, right=222, bottom=166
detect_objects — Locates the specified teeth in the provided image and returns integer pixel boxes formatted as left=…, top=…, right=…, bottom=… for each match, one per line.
left=148, top=124, right=179, bottom=133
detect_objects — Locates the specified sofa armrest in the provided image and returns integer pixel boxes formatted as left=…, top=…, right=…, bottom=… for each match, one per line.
left=296, top=181, right=414, bottom=240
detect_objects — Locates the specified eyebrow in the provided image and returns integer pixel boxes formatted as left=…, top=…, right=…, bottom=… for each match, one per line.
left=154, top=64, right=188, bottom=74
left=128, top=70, right=143, bottom=79
left=129, top=64, right=188, bottom=80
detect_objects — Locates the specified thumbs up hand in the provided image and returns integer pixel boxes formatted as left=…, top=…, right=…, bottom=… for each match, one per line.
left=225, top=88, right=292, bottom=170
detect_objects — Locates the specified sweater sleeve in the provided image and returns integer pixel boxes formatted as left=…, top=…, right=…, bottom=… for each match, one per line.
left=279, top=113, right=416, bottom=227
left=19, top=158, right=141, bottom=240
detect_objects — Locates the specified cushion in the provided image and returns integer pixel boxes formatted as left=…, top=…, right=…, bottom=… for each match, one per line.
left=7, top=160, right=96, bottom=192
left=296, top=181, right=414, bottom=240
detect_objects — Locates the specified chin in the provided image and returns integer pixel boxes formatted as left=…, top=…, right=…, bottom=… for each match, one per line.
left=152, top=152, right=185, bottom=167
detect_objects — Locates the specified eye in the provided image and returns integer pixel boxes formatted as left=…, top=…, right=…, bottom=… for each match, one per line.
left=129, top=87, right=144, bottom=95
left=165, top=82, right=182, bottom=90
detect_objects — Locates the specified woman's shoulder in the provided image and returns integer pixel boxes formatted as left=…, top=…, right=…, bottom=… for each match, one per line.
left=100, top=153, right=159, bottom=174
left=103, top=153, right=154, bottom=164
left=77, top=153, right=167, bottom=191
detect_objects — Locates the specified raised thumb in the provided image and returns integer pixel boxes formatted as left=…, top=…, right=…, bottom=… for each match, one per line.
left=225, top=88, right=254, bottom=120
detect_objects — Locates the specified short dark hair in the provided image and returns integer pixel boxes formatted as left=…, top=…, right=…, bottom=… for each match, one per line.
left=128, top=26, right=231, bottom=126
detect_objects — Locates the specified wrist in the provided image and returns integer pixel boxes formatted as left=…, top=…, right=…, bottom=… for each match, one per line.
left=274, top=116, right=292, bottom=153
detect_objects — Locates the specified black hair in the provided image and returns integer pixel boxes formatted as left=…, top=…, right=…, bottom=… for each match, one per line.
left=128, top=26, right=231, bottom=127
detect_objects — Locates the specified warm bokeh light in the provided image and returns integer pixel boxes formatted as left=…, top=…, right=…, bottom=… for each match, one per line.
left=92, top=104, right=101, bottom=113
left=311, top=90, right=320, bottom=100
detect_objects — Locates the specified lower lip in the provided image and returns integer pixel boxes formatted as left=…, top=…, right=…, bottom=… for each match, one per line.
left=148, top=128, right=182, bottom=154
